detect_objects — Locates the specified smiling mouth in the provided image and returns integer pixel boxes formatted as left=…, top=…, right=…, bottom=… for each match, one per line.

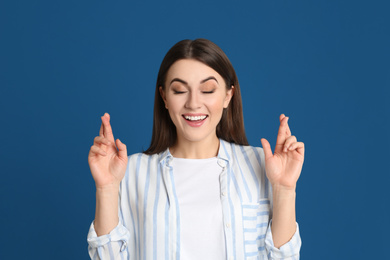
left=183, top=115, right=208, bottom=121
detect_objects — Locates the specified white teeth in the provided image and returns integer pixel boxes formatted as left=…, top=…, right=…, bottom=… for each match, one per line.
left=184, top=115, right=207, bottom=121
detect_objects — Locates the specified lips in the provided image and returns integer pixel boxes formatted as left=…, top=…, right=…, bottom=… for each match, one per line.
left=183, top=115, right=208, bottom=121
left=182, top=114, right=208, bottom=127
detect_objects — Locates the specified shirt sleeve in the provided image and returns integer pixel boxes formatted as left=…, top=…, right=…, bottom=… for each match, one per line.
left=265, top=221, right=301, bottom=259
left=87, top=219, right=130, bottom=260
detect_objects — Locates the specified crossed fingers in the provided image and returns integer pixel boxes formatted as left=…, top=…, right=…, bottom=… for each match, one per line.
left=276, top=114, right=304, bottom=156
left=100, top=113, right=115, bottom=142
left=91, top=113, right=116, bottom=157
left=276, top=114, right=291, bottom=146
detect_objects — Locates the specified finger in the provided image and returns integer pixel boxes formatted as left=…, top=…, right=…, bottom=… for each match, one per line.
left=279, top=114, right=292, bottom=136
left=94, top=136, right=111, bottom=146
left=283, top=136, right=297, bottom=152
left=90, top=145, right=107, bottom=156
left=261, top=138, right=273, bottom=160
left=275, top=115, right=290, bottom=146
left=285, top=116, right=292, bottom=136
left=101, top=113, right=115, bottom=142
left=99, top=121, right=103, bottom=137
left=288, top=142, right=305, bottom=155
left=116, top=139, right=128, bottom=160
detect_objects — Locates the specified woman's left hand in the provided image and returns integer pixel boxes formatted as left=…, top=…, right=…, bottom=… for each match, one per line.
left=261, top=114, right=305, bottom=191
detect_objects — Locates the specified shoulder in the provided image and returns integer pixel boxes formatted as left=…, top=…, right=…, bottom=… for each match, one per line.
left=123, top=151, right=167, bottom=183
left=127, top=150, right=168, bottom=168
left=128, top=152, right=149, bottom=162
left=220, top=139, right=265, bottom=165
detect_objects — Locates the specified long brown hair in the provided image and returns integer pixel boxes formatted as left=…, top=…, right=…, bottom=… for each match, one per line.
left=144, top=39, right=248, bottom=154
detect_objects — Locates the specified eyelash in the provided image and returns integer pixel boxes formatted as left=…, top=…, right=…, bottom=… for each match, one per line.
left=173, top=90, right=215, bottom=94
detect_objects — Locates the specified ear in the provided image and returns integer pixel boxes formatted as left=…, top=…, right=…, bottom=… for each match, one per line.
left=159, top=86, right=168, bottom=109
left=223, top=86, right=234, bottom=108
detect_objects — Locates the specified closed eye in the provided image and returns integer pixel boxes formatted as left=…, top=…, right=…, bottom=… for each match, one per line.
left=202, top=90, right=215, bottom=94
left=173, top=90, right=187, bottom=94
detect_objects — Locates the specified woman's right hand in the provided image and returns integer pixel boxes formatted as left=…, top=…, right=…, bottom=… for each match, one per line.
left=88, top=113, right=128, bottom=190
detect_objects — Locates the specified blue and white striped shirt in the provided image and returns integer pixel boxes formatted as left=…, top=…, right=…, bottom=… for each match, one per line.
left=87, top=139, right=301, bottom=259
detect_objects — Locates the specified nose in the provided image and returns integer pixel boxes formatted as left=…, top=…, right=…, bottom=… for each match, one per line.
left=185, top=91, right=201, bottom=109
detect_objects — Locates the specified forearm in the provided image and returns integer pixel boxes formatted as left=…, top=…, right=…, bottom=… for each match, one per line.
left=94, top=185, right=120, bottom=236
left=271, top=185, right=297, bottom=248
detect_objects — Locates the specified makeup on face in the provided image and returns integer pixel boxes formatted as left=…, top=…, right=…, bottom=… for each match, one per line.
left=162, top=59, right=232, bottom=144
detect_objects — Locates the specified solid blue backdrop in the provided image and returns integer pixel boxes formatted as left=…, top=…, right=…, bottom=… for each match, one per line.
left=1, top=0, right=389, bottom=259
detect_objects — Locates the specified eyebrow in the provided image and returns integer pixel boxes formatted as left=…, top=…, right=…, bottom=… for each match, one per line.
left=169, top=76, right=219, bottom=86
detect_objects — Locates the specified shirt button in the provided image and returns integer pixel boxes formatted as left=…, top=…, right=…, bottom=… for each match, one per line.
left=226, top=223, right=231, bottom=228
left=217, top=159, right=227, bottom=168
left=120, top=241, right=127, bottom=251
left=221, top=191, right=226, bottom=196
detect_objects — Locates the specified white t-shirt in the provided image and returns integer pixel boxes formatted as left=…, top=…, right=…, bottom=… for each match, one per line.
left=172, top=157, right=226, bottom=260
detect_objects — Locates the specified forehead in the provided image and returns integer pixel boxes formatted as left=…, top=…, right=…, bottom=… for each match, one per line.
left=166, top=59, right=224, bottom=84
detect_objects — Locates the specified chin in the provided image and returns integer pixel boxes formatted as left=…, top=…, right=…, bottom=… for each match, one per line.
left=178, top=131, right=217, bottom=144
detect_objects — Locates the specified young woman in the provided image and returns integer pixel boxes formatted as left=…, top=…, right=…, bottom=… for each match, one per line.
left=87, top=39, right=304, bottom=260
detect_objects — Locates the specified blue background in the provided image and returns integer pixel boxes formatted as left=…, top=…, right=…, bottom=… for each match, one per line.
left=1, top=0, right=389, bottom=259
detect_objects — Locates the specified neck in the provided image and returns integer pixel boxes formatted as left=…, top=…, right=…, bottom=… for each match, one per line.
left=170, top=135, right=220, bottom=159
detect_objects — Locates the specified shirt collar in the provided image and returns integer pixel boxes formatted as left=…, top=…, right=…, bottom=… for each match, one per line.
left=158, top=138, right=231, bottom=166
left=217, top=139, right=230, bottom=162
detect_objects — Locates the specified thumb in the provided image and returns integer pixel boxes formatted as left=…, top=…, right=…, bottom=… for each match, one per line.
left=261, top=138, right=273, bottom=160
left=116, top=139, right=128, bottom=160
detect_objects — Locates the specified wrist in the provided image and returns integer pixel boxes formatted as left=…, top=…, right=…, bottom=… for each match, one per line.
left=272, top=184, right=296, bottom=202
left=272, top=183, right=296, bottom=193
left=96, top=185, right=120, bottom=202
left=96, top=182, right=120, bottom=193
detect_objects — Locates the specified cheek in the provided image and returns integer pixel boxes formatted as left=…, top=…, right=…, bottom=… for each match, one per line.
left=166, top=97, right=183, bottom=119
left=206, top=97, right=226, bottom=116
left=166, top=96, right=179, bottom=110
left=166, top=107, right=180, bottom=128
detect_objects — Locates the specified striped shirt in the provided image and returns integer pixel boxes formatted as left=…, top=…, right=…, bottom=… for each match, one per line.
left=87, top=139, right=301, bottom=259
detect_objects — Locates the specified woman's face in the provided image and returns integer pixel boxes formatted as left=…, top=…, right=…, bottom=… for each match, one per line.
left=160, top=59, right=233, bottom=145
